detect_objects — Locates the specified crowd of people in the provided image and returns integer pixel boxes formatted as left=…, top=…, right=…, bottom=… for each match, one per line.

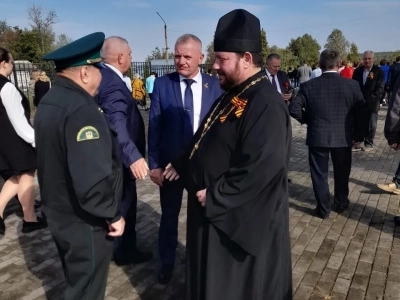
left=1, top=7, right=400, bottom=300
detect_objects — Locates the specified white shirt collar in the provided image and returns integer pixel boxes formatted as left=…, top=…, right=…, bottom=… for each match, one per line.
left=323, top=70, right=338, bottom=73
left=179, top=69, right=201, bottom=83
left=104, top=63, right=124, bottom=80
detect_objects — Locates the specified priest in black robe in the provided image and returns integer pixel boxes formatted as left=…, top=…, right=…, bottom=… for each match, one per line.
left=164, top=9, right=293, bottom=300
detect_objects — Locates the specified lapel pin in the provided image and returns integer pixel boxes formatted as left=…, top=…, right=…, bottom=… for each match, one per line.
left=204, top=83, right=209, bottom=89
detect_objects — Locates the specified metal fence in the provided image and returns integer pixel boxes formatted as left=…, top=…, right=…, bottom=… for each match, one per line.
left=11, top=61, right=215, bottom=103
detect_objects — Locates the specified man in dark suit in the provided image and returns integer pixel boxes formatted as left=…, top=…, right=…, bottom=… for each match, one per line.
left=289, top=49, right=365, bottom=219
left=265, top=53, right=292, bottom=103
left=352, top=50, right=385, bottom=151
left=148, top=34, right=222, bottom=283
left=97, top=36, right=152, bottom=265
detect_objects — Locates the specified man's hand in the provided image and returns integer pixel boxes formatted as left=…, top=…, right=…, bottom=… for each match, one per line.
left=130, top=158, right=149, bottom=179
left=150, top=168, right=164, bottom=186
left=196, top=189, right=207, bottom=207
left=282, top=92, right=292, bottom=101
left=108, top=217, right=125, bottom=237
left=163, top=163, right=180, bottom=181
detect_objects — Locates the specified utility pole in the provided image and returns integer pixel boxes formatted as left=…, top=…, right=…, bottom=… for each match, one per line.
left=156, top=12, right=169, bottom=66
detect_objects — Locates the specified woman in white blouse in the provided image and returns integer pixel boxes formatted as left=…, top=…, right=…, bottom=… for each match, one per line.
left=0, top=47, right=47, bottom=235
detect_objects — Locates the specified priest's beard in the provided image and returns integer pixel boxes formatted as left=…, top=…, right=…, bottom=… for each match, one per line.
left=217, top=61, right=242, bottom=91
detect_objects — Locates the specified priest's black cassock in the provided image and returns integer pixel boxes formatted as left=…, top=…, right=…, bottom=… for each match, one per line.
left=173, top=70, right=293, bottom=299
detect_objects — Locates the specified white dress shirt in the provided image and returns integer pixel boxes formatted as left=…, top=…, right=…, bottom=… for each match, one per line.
left=265, top=69, right=281, bottom=93
left=0, top=83, right=35, bottom=147
left=104, top=63, right=132, bottom=92
left=179, top=70, right=202, bottom=134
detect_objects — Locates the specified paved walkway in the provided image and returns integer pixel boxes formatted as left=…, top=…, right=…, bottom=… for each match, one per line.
left=1, top=108, right=400, bottom=300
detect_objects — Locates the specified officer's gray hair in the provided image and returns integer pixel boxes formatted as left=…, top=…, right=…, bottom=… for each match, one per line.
left=101, top=36, right=129, bottom=62
left=175, top=34, right=202, bottom=48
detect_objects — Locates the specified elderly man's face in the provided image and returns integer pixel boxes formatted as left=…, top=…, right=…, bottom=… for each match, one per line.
left=174, top=39, right=204, bottom=79
left=266, top=57, right=281, bottom=75
left=363, top=52, right=374, bottom=69
left=213, top=52, right=243, bottom=91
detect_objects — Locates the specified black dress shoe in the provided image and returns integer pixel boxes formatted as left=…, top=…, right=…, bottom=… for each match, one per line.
left=0, top=216, right=5, bottom=235
left=22, top=217, right=48, bottom=233
left=313, top=208, right=329, bottom=219
left=113, top=250, right=153, bottom=266
left=332, top=203, right=349, bottom=214
left=394, top=216, right=400, bottom=226
left=158, top=263, right=174, bottom=284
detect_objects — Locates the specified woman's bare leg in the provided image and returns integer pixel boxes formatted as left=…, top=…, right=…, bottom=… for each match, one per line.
left=17, top=172, right=37, bottom=222
left=0, top=176, right=19, bottom=218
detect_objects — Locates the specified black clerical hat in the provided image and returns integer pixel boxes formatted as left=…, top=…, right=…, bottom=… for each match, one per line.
left=214, top=9, right=261, bottom=53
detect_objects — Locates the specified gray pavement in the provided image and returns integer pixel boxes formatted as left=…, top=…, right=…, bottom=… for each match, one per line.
left=1, top=108, right=400, bottom=300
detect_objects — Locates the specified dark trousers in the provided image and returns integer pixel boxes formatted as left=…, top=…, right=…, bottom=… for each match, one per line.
left=114, top=173, right=138, bottom=260
left=309, top=147, right=352, bottom=216
left=393, top=163, right=400, bottom=187
left=364, top=110, right=378, bottom=147
left=47, top=220, right=113, bottom=300
left=159, top=179, right=184, bottom=265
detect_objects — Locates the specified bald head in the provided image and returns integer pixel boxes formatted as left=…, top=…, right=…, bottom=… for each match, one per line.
left=100, top=36, right=132, bottom=73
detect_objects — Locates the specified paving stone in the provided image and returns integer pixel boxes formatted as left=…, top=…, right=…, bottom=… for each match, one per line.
left=0, top=109, right=399, bottom=299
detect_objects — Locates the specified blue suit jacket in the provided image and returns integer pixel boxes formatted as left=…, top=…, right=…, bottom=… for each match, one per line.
left=96, top=66, right=146, bottom=171
left=148, top=72, right=223, bottom=170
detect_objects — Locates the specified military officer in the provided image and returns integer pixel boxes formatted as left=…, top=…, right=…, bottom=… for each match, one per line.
left=34, top=32, right=125, bottom=300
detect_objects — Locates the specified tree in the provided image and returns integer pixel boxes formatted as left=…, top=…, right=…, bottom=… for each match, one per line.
left=53, top=33, right=73, bottom=49
left=27, top=4, right=57, bottom=55
left=12, top=29, right=41, bottom=61
left=347, top=42, right=360, bottom=63
left=288, top=34, right=321, bottom=65
left=204, top=41, right=215, bottom=66
left=324, top=29, right=349, bottom=61
left=146, top=46, right=174, bottom=61
left=0, top=21, right=18, bottom=51
left=261, top=28, right=269, bottom=62
left=268, top=45, right=298, bottom=71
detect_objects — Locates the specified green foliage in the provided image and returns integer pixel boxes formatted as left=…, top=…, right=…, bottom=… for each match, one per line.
left=261, top=28, right=269, bottom=63
left=288, top=34, right=321, bottom=65
left=269, top=45, right=299, bottom=71
left=12, top=29, right=41, bottom=61
left=146, top=46, right=174, bottom=61
left=347, top=42, right=360, bottom=63
left=324, top=29, right=349, bottom=61
left=204, top=41, right=215, bottom=66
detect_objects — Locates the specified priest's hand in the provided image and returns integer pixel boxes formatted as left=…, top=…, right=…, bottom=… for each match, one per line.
left=164, top=163, right=180, bottom=181
left=196, top=189, right=207, bottom=207
left=282, top=92, right=292, bottom=101
left=130, top=158, right=149, bottom=179
left=150, top=168, right=164, bottom=186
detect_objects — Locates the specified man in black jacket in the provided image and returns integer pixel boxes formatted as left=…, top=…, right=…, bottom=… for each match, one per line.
left=352, top=51, right=385, bottom=151
left=388, top=56, right=400, bottom=94
left=289, top=49, right=365, bottom=219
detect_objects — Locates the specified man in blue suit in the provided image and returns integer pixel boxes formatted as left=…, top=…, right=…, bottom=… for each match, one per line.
left=148, top=34, right=223, bottom=283
left=97, top=36, right=153, bottom=265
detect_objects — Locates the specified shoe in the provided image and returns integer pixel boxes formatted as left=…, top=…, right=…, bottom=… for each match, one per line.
left=21, top=216, right=48, bottom=233
left=394, top=216, right=400, bottom=226
left=332, top=203, right=349, bottom=214
left=113, top=250, right=153, bottom=266
left=158, top=263, right=174, bottom=284
left=313, top=208, right=329, bottom=219
left=352, top=142, right=363, bottom=152
left=0, top=216, right=5, bottom=235
left=377, top=182, right=400, bottom=195
left=363, top=145, right=373, bottom=152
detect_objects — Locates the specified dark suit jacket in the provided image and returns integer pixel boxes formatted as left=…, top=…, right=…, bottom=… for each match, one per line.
left=384, top=75, right=400, bottom=144
left=96, top=65, right=146, bottom=171
left=148, top=71, right=223, bottom=170
left=388, top=62, right=400, bottom=92
left=352, top=65, right=384, bottom=112
left=289, top=72, right=365, bottom=147
left=277, top=70, right=292, bottom=94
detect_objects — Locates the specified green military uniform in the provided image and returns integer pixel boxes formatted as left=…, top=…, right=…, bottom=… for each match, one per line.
left=34, top=32, right=123, bottom=300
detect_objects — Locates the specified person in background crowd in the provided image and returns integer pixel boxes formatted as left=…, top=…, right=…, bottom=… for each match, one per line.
left=388, top=56, right=400, bottom=96
left=310, top=61, right=322, bottom=79
left=132, top=73, right=148, bottom=110
left=265, top=53, right=292, bottom=103
left=352, top=51, right=385, bottom=152
left=206, top=68, right=213, bottom=76
left=28, top=71, right=39, bottom=96
left=338, top=60, right=346, bottom=73
left=340, top=62, right=354, bottom=79
left=289, top=49, right=365, bottom=219
left=298, top=61, right=312, bottom=83
left=293, top=65, right=300, bottom=87
left=35, top=32, right=125, bottom=300
left=353, top=61, right=360, bottom=69
left=146, top=71, right=156, bottom=101
left=34, top=71, right=51, bottom=107
left=380, top=59, right=390, bottom=106
left=0, top=47, right=47, bottom=235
